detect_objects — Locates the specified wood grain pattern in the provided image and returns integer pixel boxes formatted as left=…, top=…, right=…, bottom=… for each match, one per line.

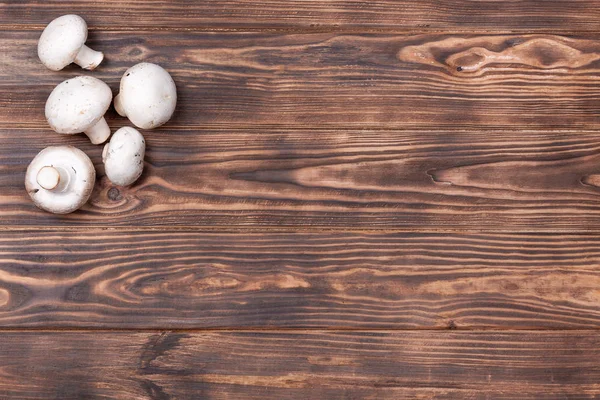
left=3, top=32, right=600, bottom=229
left=1, top=230, right=600, bottom=329
left=4, top=128, right=600, bottom=230
left=2, top=330, right=600, bottom=399
left=2, top=1, right=600, bottom=397
left=2, top=32, right=600, bottom=130
left=2, top=0, right=600, bottom=33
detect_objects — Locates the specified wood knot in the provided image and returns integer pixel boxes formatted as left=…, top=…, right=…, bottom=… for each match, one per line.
left=581, top=174, right=600, bottom=188
left=107, top=187, right=122, bottom=201
left=398, top=36, right=600, bottom=74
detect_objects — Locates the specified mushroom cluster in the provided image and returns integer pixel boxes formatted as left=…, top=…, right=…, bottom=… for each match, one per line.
left=26, top=14, right=177, bottom=214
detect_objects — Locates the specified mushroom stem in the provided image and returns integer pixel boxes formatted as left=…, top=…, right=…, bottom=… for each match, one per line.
left=84, top=117, right=111, bottom=145
left=74, top=45, right=104, bottom=70
left=36, top=166, right=69, bottom=192
left=113, top=94, right=126, bottom=117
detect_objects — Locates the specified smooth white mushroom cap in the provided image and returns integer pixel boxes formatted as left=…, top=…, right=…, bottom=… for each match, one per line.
left=25, top=146, right=96, bottom=214
left=45, top=76, right=113, bottom=143
left=38, top=15, right=103, bottom=71
left=114, top=63, right=177, bottom=129
left=102, top=127, right=145, bottom=186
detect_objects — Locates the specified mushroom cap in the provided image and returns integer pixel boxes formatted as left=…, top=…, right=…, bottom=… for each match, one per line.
left=117, top=63, right=177, bottom=129
left=45, top=76, right=112, bottom=134
left=25, top=146, right=96, bottom=214
left=38, top=15, right=88, bottom=71
left=102, top=127, right=145, bottom=186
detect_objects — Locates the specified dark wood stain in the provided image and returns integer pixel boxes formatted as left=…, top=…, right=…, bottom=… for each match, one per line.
left=2, top=32, right=600, bottom=131
left=0, top=330, right=599, bottom=399
left=4, top=128, right=600, bottom=230
left=0, top=230, right=600, bottom=329
left=1, top=0, right=600, bottom=397
left=2, top=1, right=599, bottom=32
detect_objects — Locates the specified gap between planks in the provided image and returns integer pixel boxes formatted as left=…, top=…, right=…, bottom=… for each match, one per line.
left=6, top=125, right=600, bottom=135
left=4, top=25, right=600, bottom=35
left=6, top=226, right=600, bottom=234
left=1, top=327, right=600, bottom=333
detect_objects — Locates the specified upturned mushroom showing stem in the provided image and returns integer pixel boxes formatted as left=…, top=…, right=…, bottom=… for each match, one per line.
left=25, top=146, right=96, bottom=214
left=36, top=166, right=69, bottom=192
left=38, top=14, right=104, bottom=71
left=45, top=76, right=113, bottom=144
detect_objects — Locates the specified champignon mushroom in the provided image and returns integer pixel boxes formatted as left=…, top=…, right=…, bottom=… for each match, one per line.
left=114, top=63, right=177, bottom=129
left=102, top=127, right=145, bottom=186
left=25, top=146, right=96, bottom=214
left=45, top=76, right=113, bottom=144
left=38, top=14, right=104, bottom=71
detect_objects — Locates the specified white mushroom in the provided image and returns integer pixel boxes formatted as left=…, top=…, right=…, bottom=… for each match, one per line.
left=102, top=127, right=145, bottom=186
left=114, top=63, right=177, bottom=129
left=45, top=76, right=113, bottom=144
left=25, top=146, right=96, bottom=214
left=38, top=14, right=104, bottom=71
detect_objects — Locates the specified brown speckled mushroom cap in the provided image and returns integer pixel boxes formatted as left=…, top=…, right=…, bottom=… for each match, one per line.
left=25, top=146, right=96, bottom=214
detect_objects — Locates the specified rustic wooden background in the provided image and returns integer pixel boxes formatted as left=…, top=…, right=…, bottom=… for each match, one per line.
left=2, top=0, right=600, bottom=398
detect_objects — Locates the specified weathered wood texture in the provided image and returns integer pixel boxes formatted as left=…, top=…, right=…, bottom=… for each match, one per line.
left=2, top=0, right=600, bottom=32
left=1, top=330, right=600, bottom=399
left=2, top=1, right=600, bottom=397
left=3, top=32, right=600, bottom=131
left=0, top=230, right=600, bottom=329
left=3, top=31, right=600, bottom=230
left=5, top=128, right=600, bottom=230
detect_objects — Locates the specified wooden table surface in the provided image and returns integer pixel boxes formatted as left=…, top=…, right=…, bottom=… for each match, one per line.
left=2, top=1, right=600, bottom=398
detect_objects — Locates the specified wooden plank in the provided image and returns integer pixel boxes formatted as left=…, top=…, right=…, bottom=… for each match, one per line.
left=2, top=31, right=600, bottom=130
left=2, top=1, right=600, bottom=33
left=4, top=127, right=600, bottom=230
left=1, top=230, right=600, bottom=329
left=3, top=31, right=600, bottom=229
left=1, top=330, right=600, bottom=399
